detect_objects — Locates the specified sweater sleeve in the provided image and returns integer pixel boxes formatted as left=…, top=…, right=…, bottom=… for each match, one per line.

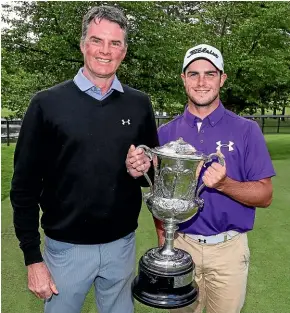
left=10, top=94, right=45, bottom=266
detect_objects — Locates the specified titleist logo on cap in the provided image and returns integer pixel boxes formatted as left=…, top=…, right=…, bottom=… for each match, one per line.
left=187, top=47, right=219, bottom=59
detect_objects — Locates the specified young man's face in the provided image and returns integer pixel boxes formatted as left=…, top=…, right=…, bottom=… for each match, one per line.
left=181, top=59, right=227, bottom=107
left=80, top=18, right=127, bottom=79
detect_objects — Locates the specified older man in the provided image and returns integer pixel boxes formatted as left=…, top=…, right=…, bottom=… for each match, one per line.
left=11, top=5, right=158, bottom=313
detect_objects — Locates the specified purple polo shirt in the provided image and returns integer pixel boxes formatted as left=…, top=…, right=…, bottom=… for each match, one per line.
left=158, top=103, right=276, bottom=235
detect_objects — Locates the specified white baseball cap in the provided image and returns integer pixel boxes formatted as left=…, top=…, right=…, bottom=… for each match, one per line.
left=182, top=44, right=224, bottom=73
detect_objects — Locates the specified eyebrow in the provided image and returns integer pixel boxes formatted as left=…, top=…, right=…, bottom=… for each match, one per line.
left=89, top=36, right=122, bottom=44
left=89, top=36, right=101, bottom=40
left=187, top=70, right=218, bottom=75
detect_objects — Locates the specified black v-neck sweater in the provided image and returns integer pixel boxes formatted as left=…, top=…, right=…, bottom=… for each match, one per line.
left=10, top=80, right=158, bottom=265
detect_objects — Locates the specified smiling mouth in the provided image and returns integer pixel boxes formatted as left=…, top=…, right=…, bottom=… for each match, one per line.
left=195, top=90, right=210, bottom=94
left=95, top=58, right=111, bottom=63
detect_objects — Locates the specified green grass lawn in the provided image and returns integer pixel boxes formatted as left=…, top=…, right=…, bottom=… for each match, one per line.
left=2, top=135, right=290, bottom=313
left=1, top=144, right=15, bottom=201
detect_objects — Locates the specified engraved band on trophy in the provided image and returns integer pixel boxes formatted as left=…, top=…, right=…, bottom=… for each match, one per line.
left=132, top=138, right=225, bottom=309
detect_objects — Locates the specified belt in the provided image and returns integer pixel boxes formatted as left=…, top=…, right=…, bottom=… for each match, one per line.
left=183, top=230, right=240, bottom=245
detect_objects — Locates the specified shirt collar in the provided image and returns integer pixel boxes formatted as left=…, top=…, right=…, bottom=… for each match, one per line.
left=183, top=101, right=225, bottom=128
left=73, top=67, right=124, bottom=93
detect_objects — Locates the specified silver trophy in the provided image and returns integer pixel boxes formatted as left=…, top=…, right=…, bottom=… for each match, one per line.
left=132, top=138, right=224, bottom=309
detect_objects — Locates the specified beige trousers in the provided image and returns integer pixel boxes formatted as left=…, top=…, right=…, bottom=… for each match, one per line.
left=171, top=232, right=250, bottom=313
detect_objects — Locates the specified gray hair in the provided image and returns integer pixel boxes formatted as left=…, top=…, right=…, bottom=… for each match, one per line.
left=81, top=6, right=128, bottom=44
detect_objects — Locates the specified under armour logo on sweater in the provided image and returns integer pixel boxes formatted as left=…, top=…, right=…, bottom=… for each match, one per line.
left=122, top=119, right=131, bottom=125
left=216, top=141, right=234, bottom=152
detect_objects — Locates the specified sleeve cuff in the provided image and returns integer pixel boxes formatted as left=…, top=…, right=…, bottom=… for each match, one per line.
left=23, top=247, right=43, bottom=266
left=248, top=171, right=276, bottom=181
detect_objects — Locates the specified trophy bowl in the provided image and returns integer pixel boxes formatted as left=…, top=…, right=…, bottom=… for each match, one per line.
left=132, top=138, right=224, bottom=309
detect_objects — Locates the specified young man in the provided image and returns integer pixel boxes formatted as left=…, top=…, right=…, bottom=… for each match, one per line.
left=126, top=44, right=275, bottom=313
left=10, top=6, right=158, bottom=313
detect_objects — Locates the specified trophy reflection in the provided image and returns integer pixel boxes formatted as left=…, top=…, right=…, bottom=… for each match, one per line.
left=132, top=138, right=224, bottom=309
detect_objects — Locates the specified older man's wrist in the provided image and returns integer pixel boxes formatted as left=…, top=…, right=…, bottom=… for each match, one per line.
left=127, top=168, right=138, bottom=179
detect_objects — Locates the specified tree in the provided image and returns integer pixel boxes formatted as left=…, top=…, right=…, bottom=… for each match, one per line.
left=1, top=48, right=58, bottom=116
left=2, top=1, right=195, bottom=115
left=186, top=1, right=290, bottom=112
left=2, top=1, right=290, bottom=116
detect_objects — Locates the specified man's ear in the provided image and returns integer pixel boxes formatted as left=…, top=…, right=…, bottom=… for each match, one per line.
left=181, top=73, right=186, bottom=87
left=80, top=41, right=84, bottom=55
left=220, top=73, right=227, bottom=87
left=121, top=45, right=127, bottom=61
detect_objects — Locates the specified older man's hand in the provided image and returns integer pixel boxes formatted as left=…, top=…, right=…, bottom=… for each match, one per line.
left=126, top=145, right=151, bottom=178
left=27, top=262, right=58, bottom=300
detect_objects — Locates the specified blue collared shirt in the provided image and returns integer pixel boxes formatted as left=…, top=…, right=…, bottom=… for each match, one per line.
left=73, top=67, right=124, bottom=101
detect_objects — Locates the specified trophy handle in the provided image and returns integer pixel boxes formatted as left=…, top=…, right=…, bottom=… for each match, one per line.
left=135, top=145, right=154, bottom=192
left=196, top=153, right=225, bottom=199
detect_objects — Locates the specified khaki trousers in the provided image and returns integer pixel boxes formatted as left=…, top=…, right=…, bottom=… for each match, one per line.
left=171, top=232, right=250, bottom=313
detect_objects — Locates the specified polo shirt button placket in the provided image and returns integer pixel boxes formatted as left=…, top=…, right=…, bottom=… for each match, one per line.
left=200, top=128, right=204, bottom=145
left=197, top=127, right=205, bottom=151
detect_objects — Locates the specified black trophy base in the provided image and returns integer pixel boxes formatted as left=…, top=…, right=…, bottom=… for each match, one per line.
left=132, top=256, right=198, bottom=309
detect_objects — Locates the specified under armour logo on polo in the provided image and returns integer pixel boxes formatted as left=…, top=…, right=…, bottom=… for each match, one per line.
left=216, top=141, right=234, bottom=152
left=198, top=239, right=207, bottom=243
left=122, top=119, right=131, bottom=125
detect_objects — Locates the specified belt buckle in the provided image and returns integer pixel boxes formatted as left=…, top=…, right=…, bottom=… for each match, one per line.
left=198, top=237, right=207, bottom=244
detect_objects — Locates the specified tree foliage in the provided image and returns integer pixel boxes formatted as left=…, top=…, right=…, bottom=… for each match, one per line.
left=2, top=1, right=290, bottom=117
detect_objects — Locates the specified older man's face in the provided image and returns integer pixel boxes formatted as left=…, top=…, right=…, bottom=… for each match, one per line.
left=81, top=18, right=127, bottom=79
left=181, top=59, right=227, bottom=107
